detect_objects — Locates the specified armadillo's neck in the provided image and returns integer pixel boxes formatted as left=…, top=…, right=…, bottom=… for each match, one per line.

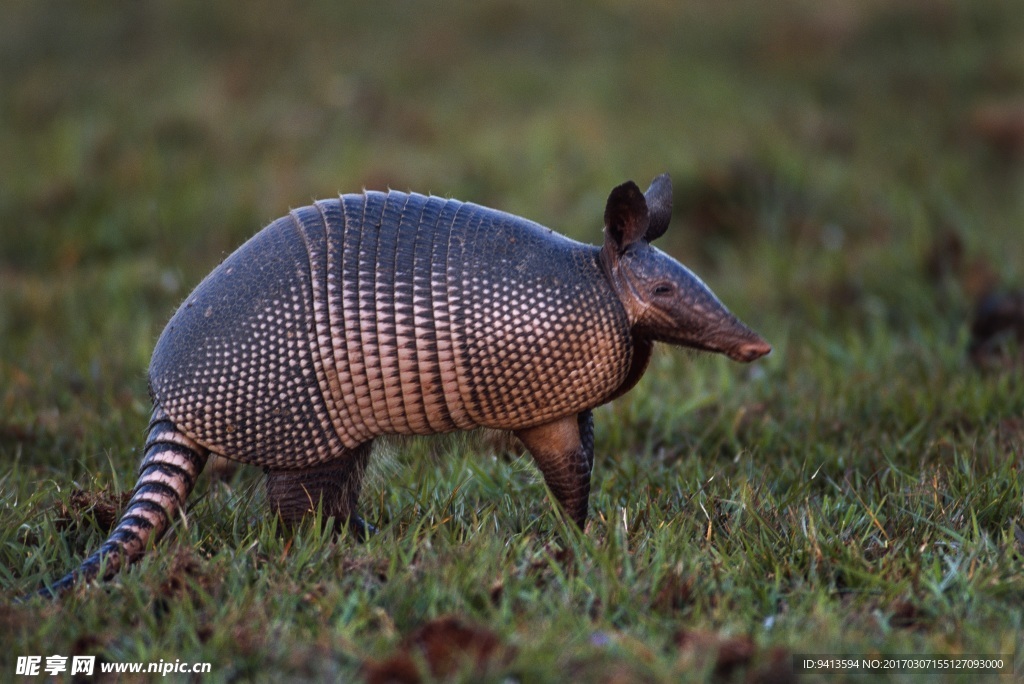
left=596, top=242, right=653, bottom=328
left=603, top=336, right=653, bottom=403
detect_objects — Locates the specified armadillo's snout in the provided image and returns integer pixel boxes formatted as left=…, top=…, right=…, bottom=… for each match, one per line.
left=637, top=254, right=772, bottom=364
left=727, top=336, right=772, bottom=363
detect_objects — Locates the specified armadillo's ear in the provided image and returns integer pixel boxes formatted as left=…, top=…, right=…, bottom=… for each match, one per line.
left=643, top=173, right=672, bottom=242
left=603, top=180, right=650, bottom=256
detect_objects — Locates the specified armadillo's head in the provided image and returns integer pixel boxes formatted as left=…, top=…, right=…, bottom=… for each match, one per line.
left=600, top=174, right=771, bottom=363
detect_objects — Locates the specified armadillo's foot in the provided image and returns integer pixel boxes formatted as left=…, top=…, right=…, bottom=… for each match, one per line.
left=515, top=410, right=595, bottom=530
left=343, top=514, right=377, bottom=541
left=265, top=442, right=373, bottom=537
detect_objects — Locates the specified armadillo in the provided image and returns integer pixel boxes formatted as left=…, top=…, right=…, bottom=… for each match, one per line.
left=40, top=173, right=770, bottom=596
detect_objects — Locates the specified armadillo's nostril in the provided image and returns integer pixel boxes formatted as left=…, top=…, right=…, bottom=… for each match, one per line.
left=733, top=339, right=772, bottom=362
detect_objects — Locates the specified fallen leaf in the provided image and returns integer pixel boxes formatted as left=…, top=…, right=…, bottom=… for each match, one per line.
left=54, top=488, right=133, bottom=532
left=363, top=615, right=510, bottom=683
left=675, top=628, right=756, bottom=677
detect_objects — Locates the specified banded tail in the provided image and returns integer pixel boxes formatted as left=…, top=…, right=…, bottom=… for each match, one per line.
left=39, top=406, right=208, bottom=597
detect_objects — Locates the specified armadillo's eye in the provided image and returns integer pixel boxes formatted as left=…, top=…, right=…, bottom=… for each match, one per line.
left=651, top=283, right=675, bottom=298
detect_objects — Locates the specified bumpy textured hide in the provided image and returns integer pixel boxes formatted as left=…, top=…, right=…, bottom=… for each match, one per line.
left=150, top=191, right=633, bottom=469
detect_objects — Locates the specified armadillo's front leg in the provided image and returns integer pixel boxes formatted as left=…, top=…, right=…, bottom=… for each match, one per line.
left=515, top=410, right=594, bottom=529
left=264, top=442, right=374, bottom=539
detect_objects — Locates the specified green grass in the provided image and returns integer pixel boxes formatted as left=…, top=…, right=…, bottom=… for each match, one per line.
left=3, top=1, right=1024, bottom=681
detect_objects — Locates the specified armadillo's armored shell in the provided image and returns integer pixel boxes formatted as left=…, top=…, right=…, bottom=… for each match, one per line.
left=150, top=191, right=633, bottom=469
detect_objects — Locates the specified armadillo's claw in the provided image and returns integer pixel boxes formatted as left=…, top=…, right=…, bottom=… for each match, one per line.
left=341, top=515, right=377, bottom=542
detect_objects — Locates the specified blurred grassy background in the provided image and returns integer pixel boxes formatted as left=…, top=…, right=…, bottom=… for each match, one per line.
left=3, top=0, right=1024, bottom=681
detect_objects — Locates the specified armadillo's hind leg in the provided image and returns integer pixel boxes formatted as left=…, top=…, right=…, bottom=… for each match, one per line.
left=39, top=405, right=209, bottom=598
left=514, top=410, right=594, bottom=530
left=264, top=442, right=374, bottom=540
